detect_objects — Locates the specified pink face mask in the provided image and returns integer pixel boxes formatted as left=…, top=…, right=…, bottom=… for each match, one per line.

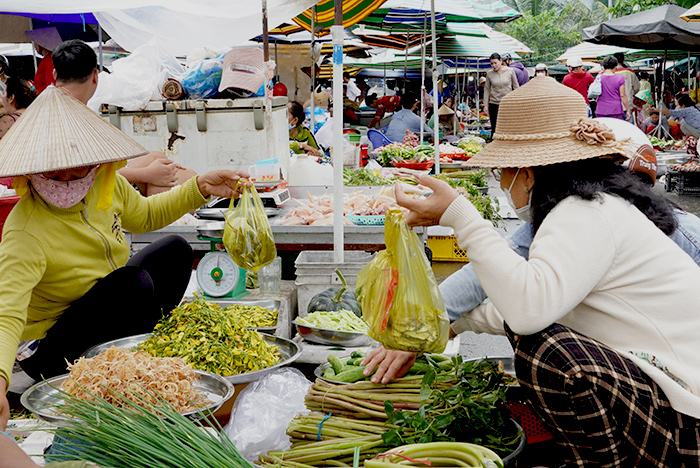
left=31, top=166, right=98, bottom=209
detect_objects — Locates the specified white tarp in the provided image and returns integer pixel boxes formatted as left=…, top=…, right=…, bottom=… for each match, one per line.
left=0, top=0, right=318, bottom=56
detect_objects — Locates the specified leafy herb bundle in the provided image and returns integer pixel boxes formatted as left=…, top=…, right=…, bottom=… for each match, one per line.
left=382, top=357, right=520, bottom=454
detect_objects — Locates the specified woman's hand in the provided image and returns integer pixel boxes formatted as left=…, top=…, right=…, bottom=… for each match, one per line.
left=361, top=347, right=417, bottom=384
left=196, top=170, right=251, bottom=199
left=302, top=144, right=322, bottom=157
left=144, top=158, right=179, bottom=186
left=395, top=175, right=459, bottom=227
left=0, top=378, right=9, bottom=431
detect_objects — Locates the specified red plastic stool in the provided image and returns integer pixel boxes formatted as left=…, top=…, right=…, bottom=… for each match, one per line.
left=508, top=401, right=553, bottom=444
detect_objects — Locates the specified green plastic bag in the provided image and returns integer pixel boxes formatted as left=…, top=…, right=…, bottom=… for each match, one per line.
left=356, top=209, right=449, bottom=353
left=223, top=183, right=276, bottom=272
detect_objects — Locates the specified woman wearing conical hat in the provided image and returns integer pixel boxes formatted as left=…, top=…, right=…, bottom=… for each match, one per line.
left=369, top=78, right=700, bottom=465
left=0, top=86, right=251, bottom=430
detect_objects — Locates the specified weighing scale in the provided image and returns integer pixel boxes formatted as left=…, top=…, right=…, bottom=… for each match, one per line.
left=195, top=231, right=249, bottom=299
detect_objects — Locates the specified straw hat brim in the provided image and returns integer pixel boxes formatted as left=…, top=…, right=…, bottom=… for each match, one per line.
left=468, top=137, right=630, bottom=168
left=0, top=86, right=148, bottom=178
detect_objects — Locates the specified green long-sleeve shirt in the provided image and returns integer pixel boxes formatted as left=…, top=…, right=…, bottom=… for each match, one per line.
left=0, top=173, right=207, bottom=385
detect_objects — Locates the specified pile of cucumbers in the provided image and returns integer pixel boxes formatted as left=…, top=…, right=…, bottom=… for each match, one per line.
left=321, top=351, right=455, bottom=383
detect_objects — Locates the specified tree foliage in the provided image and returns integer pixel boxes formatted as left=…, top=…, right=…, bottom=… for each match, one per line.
left=607, top=0, right=697, bottom=18
left=498, top=2, right=607, bottom=64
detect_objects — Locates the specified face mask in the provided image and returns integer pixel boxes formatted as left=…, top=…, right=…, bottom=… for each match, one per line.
left=536, top=72, right=546, bottom=77
left=502, top=168, right=534, bottom=223
left=31, top=166, right=98, bottom=209
left=289, top=123, right=293, bottom=130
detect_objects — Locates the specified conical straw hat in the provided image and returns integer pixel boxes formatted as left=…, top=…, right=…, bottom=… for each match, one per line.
left=0, top=86, right=148, bottom=178
left=468, top=77, right=632, bottom=168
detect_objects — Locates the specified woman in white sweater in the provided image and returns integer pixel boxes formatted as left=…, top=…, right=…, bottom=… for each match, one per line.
left=393, top=78, right=700, bottom=465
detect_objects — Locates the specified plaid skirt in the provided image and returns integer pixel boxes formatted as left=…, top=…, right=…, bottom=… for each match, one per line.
left=506, top=323, right=700, bottom=467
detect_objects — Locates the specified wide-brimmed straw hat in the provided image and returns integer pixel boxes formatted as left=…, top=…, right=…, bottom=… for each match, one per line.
left=437, top=105, right=454, bottom=116
left=0, top=86, right=148, bottom=178
left=468, top=77, right=633, bottom=168
left=25, top=27, right=63, bottom=52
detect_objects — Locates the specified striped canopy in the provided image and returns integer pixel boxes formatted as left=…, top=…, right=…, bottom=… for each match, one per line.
left=293, top=0, right=387, bottom=36
left=361, top=0, right=521, bottom=31
left=408, top=35, right=519, bottom=59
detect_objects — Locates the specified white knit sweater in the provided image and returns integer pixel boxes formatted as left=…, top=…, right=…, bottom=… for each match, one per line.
left=443, top=193, right=700, bottom=419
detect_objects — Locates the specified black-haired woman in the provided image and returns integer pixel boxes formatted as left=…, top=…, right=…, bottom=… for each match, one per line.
left=595, top=56, right=630, bottom=121
left=483, top=52, right=518, bottom=135
left=391, top=78, right=700, bottom=466
left=0, top=77, right=37, bottom=140
left=652, top=94, right=700, bottom=140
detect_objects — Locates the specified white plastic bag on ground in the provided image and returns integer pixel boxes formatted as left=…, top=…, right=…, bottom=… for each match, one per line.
left=224, top=368, right=312, bottom=461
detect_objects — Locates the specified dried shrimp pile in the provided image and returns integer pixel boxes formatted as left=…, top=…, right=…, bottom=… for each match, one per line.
left=62, top=347, right=208, bottom=413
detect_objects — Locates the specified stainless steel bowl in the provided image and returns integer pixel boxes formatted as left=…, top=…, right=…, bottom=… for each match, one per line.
left=195, top=221, right=225, bottom=238
left=293, top=321, right=373, bottom=347
left=82, top=333, right=302, bottom=385
left=21, top=369, right=234, bottom=426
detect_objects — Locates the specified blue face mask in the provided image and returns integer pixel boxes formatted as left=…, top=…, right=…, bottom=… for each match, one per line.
left=289, top=123, right=293, bottom=130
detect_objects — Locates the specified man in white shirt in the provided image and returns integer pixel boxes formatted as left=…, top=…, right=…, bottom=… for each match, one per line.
left=344, top=72, right=361, bottom=102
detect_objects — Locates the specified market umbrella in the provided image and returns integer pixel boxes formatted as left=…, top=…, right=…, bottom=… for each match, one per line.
left=582, top=4, right=700, bottom=50
left=292, top=0, right=387, bottom=36
left=556, top=42, right=640, bottom=62
left=681, top=2, right=700, bottom=21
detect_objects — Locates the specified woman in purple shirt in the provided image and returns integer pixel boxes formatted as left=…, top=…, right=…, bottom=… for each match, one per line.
left=595, top=56, right=630, bottom=120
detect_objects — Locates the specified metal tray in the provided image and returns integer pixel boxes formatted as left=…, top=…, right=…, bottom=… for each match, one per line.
left=82, top=333, right=302, bottom=385
left=293, top=321, right=373, bottom=347
left=21, top=369, right=234, bottom=426
left=196, top=221, right=225, bottom=238
left=314, top=362, right=358, bottom=385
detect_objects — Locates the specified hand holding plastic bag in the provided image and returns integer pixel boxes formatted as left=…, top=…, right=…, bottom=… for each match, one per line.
left=356, top=209, right=449, bottom=353
left=223, top=183, right=276, bottom=272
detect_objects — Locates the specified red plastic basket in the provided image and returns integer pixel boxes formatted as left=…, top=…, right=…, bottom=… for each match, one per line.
left=0, top=196, right=20, bottom=242
left=508, top=401, right=553, bottom=444
left=392, top=160, right=435, bottom=170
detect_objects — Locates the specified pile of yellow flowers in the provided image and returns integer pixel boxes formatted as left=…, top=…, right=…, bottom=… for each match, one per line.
left=139, top=296, right=280, bottom=376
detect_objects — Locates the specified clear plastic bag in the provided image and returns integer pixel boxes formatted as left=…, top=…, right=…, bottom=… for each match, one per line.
left=223, top=183, right=276, bottom=272
left=356, top=209, right=449, bottom=353
left=224, top=368, right=312, bottom=461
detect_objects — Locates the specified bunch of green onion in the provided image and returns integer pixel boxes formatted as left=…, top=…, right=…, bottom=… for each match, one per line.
left=44, top=388, right=252, bottom=468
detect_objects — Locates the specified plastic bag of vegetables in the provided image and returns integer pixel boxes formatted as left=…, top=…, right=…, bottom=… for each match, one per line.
left=356, top=209, right=449, bottom=353
left=223, top=182, right=277, bottom=272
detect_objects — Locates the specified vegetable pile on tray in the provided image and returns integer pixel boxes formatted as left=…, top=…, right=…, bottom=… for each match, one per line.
left=376, top=144, right=435, bottom=167
left=138, top=296, right=280, bottom=376
left=456, top=136, right=485, bottom=158
left=260, top=357, right=521, bottom=468
left=296, top=310, right=369, bottom=333
left=671, top=161, right=700, bottom=172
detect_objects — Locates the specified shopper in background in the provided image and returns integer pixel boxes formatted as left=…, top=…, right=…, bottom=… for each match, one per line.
left=0, top=77, right=38, bottom=140
left=639, top=71, right=652, bottom=94
left=384, top=93, right=433, bottom=143
left=534, top=63, right=548, bottom=77
left=614, top=52, right=640, bottom=121
left=644, top=110, right=670, bottom=136
left=0, top=55, right=9, bottom=112
left=25, top=27, right=63, bottom=94
left=595, top=56, right=630, bottom=121
left=484, top=52, right=519, bottom=135
left=562, top=57, right=595, bottom=108
left=502, top=53, right=529, bottom=87
left=652, top=94, right=700, bottom=139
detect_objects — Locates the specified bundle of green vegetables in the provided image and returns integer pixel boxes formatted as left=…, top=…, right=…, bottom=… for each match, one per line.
left=44, top=390, right=252, bottom=468
left=321, top=352, right=454, bottom=384
left=433, top=173, right=501, bottom=228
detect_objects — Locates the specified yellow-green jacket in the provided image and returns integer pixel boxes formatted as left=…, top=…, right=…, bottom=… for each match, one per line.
left=0, top=173, right=207, bottom=385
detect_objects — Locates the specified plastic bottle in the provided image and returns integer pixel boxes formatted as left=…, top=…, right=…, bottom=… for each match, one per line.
left=359, top=135, right=370, bottom=167
left=288, top=154, right=334, bottom=186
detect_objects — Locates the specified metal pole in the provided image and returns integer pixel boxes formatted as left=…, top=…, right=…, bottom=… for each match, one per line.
left=310, top=7, right=316, bottom=135
left=97, top=24, right=104, bottom=71
left=431, top=0, right=440, bottom=173
left=29, top=18, right=38, bottom=73
left=419, top=14, right=427, bottom=145
left=332, top=0, right=344, bottom=263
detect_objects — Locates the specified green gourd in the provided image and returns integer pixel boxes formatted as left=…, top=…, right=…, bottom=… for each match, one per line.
left=307, top=269, right=362, bottom=317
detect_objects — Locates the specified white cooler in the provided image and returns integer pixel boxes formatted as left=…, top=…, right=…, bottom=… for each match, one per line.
left=101, top=96, right=291, bottom=178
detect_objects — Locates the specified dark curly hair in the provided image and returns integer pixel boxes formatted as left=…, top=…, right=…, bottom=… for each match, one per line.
left=531, top=158, right=677, bottom=236
left=4, top=76, right=38, bottom=110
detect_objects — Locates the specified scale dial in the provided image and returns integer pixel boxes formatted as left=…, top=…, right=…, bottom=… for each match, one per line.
left=196, top=251, right=240, bottom=297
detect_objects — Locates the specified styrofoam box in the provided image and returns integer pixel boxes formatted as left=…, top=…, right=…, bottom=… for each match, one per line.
left=295, top=250, right=374, bottom=316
